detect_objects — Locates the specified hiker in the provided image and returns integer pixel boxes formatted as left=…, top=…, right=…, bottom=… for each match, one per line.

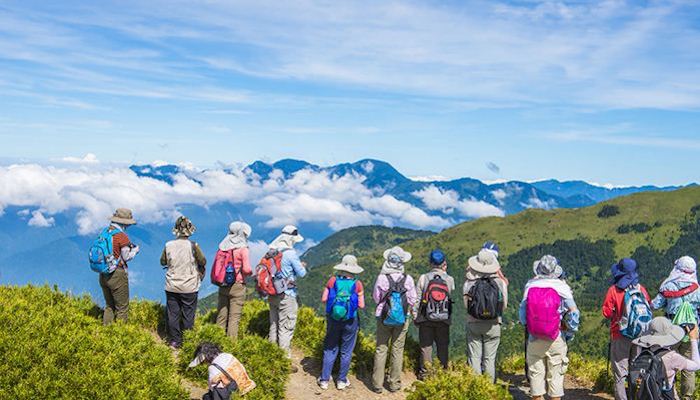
left=628, top=317, right=700, bottom=400
left=519, top=255, right=580, bottom=400
left=97, top=208, right=140, bottom=325
left=463, top=247, right=508, bottom=381
left=188, top=341, right=257, bottom=399
left=414, top=249, right=455, bottom=379
left=601, top=258, right=652, bottom=400
left=317, top=255, right=366, bottom=391
left=160, top=216, right=207, bottom=349
left=214, top=221, right=253, bottom=340
left=265, top=225, right=307, bottom=370
left=371, top=246, right=418, bottom=394
left=651, top=256, right=700, bottom=400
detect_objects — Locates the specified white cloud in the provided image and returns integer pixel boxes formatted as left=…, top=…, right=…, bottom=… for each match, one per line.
left=61, top=153, right=99, bottom=164
left=521, top=197, right=558, bottom=210
left=412, top=185, right=504, bottom=219
left=410, top=175, right=451, bottom=182
left=491, top=189, right=507, bottom=205
left=28, top=210, right=55, bottom=227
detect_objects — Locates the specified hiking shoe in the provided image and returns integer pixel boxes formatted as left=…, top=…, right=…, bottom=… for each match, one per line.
left=336, top=379, right=350, bottom=390
left=290, top=365, right=299, bottom=373
left=388, top=387, right=401, bottom=393
left=316, top=378, right=329, bottom=390
left=371, top=387, right=383, bottom=394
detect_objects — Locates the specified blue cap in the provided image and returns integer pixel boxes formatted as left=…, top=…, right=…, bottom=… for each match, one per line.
left=429, top=249, right=446, bottom=265
left=483, top=241, right=500, bottom=254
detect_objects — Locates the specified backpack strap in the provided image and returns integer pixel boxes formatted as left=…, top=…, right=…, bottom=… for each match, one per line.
left=662, top=283, right=699, bottom=299
left=212, top=363, right=237, bottom=387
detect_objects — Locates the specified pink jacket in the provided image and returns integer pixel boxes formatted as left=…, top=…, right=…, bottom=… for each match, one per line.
left=230, top=247, right=252, bottom=284
left=372, top=272, right=418, bottom=318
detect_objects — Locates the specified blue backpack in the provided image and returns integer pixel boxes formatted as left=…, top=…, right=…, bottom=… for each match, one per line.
left=619, top=286, right=653, bottom=339
left=88, top=226, right=122, bottom=274
left=326, top=276, right=359, bottom=321
left=381, top=274, right=408, bottom=326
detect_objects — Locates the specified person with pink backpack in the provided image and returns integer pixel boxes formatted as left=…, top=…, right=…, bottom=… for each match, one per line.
left=519, top=255, right=579, bottom=400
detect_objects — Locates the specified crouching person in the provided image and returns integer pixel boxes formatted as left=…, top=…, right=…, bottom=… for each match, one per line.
left=188, top=342, right=257, bottom=399
left=317, top=255, right=365, bottom=391
left=519, top=255, right=579, bottom=400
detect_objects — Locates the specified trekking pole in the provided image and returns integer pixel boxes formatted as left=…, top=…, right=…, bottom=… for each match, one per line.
left=607, top=339, right=611, bottom=379
left=523, top=325, right=530, bottom=384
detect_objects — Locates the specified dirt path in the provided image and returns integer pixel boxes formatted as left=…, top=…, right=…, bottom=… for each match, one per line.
left=504, top=374, right=613, bottom=400
left=285, top=348, right=417, bottom=400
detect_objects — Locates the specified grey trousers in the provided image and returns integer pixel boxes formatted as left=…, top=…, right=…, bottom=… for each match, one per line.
left=466, top=320, right=501, bottom=381
left=611, top=337, right=634, bottom=400
left=268, top=293, right=298, bottom=358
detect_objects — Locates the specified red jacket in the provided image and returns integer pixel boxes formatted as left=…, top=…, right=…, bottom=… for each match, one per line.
left=602, top=284, right=651, bottom=340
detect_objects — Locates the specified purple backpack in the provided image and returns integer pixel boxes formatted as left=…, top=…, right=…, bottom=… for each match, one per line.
left=526, top=287, right=562, bottom=340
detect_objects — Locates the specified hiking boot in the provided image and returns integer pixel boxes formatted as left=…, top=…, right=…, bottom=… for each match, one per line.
left=388, top=386, right=401, bottom=393
left=316, top=378, right=329, bottom=390
left=336, top=379, right=350, bottom=390
left=290, top=365, right=299, bottom=373
left=371, top=387, right=383, bottom=394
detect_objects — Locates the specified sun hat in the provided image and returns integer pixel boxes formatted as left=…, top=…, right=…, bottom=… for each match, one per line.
left=334, top=255, right=364, bottom=275
left=633, top=317, right=686, bottom=348
left=110, top=208, right=136, bottom=225
left=429, top=249, right=446, bottom=266
left=281, top=225, right=304, bottom=243
left=611, top=258, right=639, bottom=289
left=482, top=241, right=500, bottom=256
left=172, top=216, right=196, bottom=237
left=383, top=246, right=412, bottom=264
left=468, top=249, right=501, bottom=274
left=533, top=255, right=563, bottom=279
left=219, top=221, right=252, bottom=251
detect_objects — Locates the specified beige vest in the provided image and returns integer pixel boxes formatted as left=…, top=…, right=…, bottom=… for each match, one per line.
left=164, top=239, right=200, bottom=294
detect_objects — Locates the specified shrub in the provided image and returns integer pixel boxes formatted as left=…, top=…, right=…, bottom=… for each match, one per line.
left=567, top=354, right=613, bottom=394
left=408, top=363, right=512, bottom=400
left=597, top=205, right=620, bottom=218
left=238, top=299, right=270, bottom=337
left=0, top=285, right=187, bottom=399
left=129, top=298, right=167, bottom=336
left=617, top=223, right=652, bottom=234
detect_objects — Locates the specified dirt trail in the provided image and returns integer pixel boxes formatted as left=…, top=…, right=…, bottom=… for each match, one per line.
left=285, top=348, right=417, bottom=400
left=504, top=373, right=613, bottom=400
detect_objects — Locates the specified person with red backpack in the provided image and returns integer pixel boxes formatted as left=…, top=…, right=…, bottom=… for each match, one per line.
left=317, top=255, right=365, bottom=391
left=212, top=221, right=252, bottom=340
left=602, top=258, right=652, bottom=400
left=463, top=246, right=508, bottom=382
left=414, top=249, right=455, bottom=380
left=519, top=255, right=579, bottom=400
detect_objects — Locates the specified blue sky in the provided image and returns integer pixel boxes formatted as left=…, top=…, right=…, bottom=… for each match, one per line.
left=1, top=0, right=700, bottom=186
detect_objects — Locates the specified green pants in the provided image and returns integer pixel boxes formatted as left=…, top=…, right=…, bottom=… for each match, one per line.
left=99, top=268, right=129, bottom=325
left=372, top=318, right=410, bottom=391
left=216, top=283, right=246, bottom=340
left=679, top=340, right=696, bottom=400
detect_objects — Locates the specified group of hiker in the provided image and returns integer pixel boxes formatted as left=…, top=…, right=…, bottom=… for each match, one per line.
left=89, top=208, right=700, bottom=400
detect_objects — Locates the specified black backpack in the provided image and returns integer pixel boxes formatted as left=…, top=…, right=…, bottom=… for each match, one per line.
left=627, top=346, right=674, bottom=400
left=467, top=277, right=502, bottom=320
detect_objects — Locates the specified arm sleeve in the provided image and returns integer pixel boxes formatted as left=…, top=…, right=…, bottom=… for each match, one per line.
left=288, top=251, right=307, bottom=278
left=373, top=276, right=385, bottom=305
left=356, top=281, right=365, bottom=309
left=120, top=245, right=138, bottom=262
left=499, top=278, right=508, bottom=310
left=602, top=287, right=615, bottom=319
left=563, top=297, right=580, bottom=333
left=240, top=247, right=252, bottom=276
left=321, top=277, right=334, bottom=303
left=463, top=281, right=471, bottom=309
left=413, top=275, right=424, bottom=315
left=405, top=276, right=418, bottom=307
left=519, top=299, right=527, bottom=325
left=687, top=339, right=700, bottom=371
left=651, top=293, right=666, bottom=310
left=193, top=243, right=207, bottom=268
left=160, top=248, right=168, bottom=266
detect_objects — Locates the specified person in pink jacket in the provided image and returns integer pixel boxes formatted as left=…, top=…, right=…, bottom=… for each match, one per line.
left=215, top=221, right=252, bottom=340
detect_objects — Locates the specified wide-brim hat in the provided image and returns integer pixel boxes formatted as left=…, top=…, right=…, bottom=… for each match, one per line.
left=281, top=224, right=304, bottom=243
left=334, top=255, right=364, bottom=275
left=383, top=246, right=412, bottom=263
left=110, top=208, right=136, bottom=225
left=633, top=317, right=685, bottom=348
left=468, top=249, right=501, bottom=274
left=533, top=255, right=563, bottom=279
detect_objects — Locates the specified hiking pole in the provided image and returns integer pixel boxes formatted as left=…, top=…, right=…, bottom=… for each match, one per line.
left=607, top=339, right=611, bottom=380
left=523, top=325, right=530, bottom=385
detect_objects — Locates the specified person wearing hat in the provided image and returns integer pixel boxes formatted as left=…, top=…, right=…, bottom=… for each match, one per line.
left=518, top=255, right=579, bottom=400
left=99, top=208, right=140, bottom=325
left=462, top=248, right=508, bottom=381
left=371, top=246, right=418, bottom=394
left=651, top=256, right=700, bottom=400
left=631, top=317, right=700, bottom=400
left=601, top=258, right=651, bottom=400
left=187, top=341, right=257, bottom=397
left=414, top=249, right=455, bottom=379
left=267, top=225, right=307, bottom=370
left=317, top=255, right=366, bottom=391
left=215, top=221, right=253, bottom=341
left=159, top=216, right=207, bottom=348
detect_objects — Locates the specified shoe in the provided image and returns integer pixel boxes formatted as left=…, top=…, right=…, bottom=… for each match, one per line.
left=336, top=379, right=350, bottom=390
left=371, top=387, right=383, bottom=394
left=388, top=387, right=401, bottom=393
left=290, top=365, right=299, bottom=373
left=316, top=378, right=329, bottom=390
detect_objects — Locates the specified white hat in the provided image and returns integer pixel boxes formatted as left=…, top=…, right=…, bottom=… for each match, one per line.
left=281, top=225, right=304, bottom=243
left=468, top=249, right=501, bottom=274
left=333, top=255, right=364, bottom=275
left=383, top=246, right=412, bottom=264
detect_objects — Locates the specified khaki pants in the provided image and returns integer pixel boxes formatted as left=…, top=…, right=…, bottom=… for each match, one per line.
left=678, top=340, right=696, bottom=400
left=466, top=320, right=501, bottom=381
left=611, top=337, right=635, bottom=400
left=268, top=294, right=298, bottom=358
left=99, top=267, right=129, bottom=325
left=216, top=283, right=246, bottom=340
left=526, top=337, right=569, bottom=398
left=372, top=319, right=410, bottom=391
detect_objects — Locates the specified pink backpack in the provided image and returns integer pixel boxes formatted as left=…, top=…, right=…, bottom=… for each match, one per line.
left=526, top=287, right=562, bottom=340
left=211, top=249, right=234, bottom=286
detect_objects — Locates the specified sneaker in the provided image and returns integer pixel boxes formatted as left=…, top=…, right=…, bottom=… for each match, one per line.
left=316, top=378, right=329, bottom=390
left=336, top=379, right=350, bottom=390
left=371, top=387, right=383, bottom=394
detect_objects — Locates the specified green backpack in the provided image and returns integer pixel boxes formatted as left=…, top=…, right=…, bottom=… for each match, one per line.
left=672, top=301, right=697, bottom=343
left=328, top=277, right=358, bottom=321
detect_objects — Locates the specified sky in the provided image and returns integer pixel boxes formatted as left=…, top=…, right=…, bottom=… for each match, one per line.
left=1, top=0, right=700, bottom=186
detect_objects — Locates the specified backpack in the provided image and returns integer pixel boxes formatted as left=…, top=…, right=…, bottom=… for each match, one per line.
left=422, top=274, right=452, bottom=323
left=326, top=276, right=359, bottom=321
left=467, top=277, right=502, bottom=320
left=204, top=363, right=239, bottom=400
left=526, top=287, right=562, bottom=340
left=255, top=250, right=286, bottom=296
left=627, top=346, right=674, bottom=400
left=211, top=249, right=236, bottom=286
left=88, top=226, right=122, bottom=274
left=381, top=274, right=409, bottom=326
left=619, top=286, right=653, bottom=339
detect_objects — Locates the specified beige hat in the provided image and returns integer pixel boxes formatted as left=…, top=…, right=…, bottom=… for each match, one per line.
left=333, top=255, right=364, bottom=275
left=383, top=246, right=412, bottom=263
left=172, top=216, right=196, bottom=237
left=110, top=208, right=136, bottom=225
left=633, top=317, right=685, bottom=348
left=468, top=249, right=501, bottom=274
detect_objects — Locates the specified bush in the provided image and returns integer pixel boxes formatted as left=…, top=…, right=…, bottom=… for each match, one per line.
left=0, top=285, right=187, bottom=399
left=567, top=354, right=613, bottom=394
left=597, top=205, right=620, bottom=218
left=617, top=223, right=652, bottom=234
left=408, top=363, right=512, bottom=400
left=129, top=298, right=167, bottom=336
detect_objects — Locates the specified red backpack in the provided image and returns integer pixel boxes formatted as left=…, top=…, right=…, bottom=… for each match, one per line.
left=255, top=250, right=285, bottom=296
left=211, top=249, right=235, bottom=286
